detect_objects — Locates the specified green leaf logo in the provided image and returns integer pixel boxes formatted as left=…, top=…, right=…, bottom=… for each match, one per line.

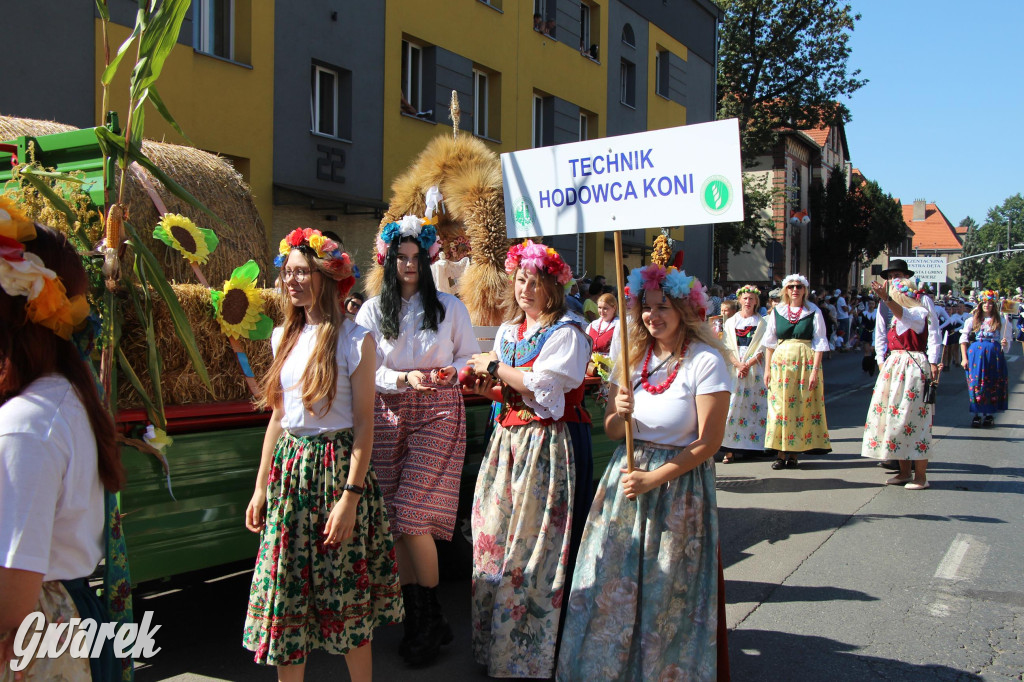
left=700, top=176, right=733, bottom=216
left=513, top=197, right=534, bottom=232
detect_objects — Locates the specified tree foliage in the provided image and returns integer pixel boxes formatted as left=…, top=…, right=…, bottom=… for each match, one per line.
left=808, top=171, right=907, bottom=286
left=956, top=194, right=1024, bottom=293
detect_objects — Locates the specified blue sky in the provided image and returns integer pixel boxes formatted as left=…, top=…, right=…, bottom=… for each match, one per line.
left=845, top=0, right=1024, bottom=226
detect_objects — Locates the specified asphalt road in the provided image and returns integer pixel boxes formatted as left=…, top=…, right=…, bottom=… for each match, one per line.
left=132, top=345, right=1024, bottom=682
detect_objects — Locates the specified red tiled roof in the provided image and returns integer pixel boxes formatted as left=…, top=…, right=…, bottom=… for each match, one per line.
left=955, top=225, right=969, bottom=235
left=805, top=127, right=830, bottom=146
left=902, top=203, right=962, bottom=250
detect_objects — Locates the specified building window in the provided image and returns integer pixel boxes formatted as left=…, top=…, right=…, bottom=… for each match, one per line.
left=619, top=59, right=636, bottom=108
left=534, top=0, right=555, bottom=37
left=580, top=3, right=591, bottom=52
left=473, top=69, right=489, bottom=138
left=622, top=23, right=635, bottom=48
left=655, top=50, right=670, bottom=98
left=195, top=0, right=233, bottom=59
left=311, top=64, right=352, bottom=140
left=579, top=113, right=589, bottom=141
left=401, top=40, right=424, bottom=114
left=533, top=95, right=545, bottom=148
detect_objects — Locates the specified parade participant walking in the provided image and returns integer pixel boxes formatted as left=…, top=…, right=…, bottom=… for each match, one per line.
left=860, top=298, right=878, bottom=375
left=556, top=264, right=730, bottom=681
left=466, top=240, right=590, bottom=679
left=960, top=290, right=1011, bottom=426
left=721, top=285, right=768, bottom=463
left=356, top=209, right=479, bottom=666
left=0, top=218, right=127, bottom=682
left=861, top=278, right=935, bottom=489
left=244, top=228, right=402, bottom=681
left=944, top=299, right=966, bottom=370
left=585, top=292, right=619, bottom=355
left=763, top=274, right=831, bottom=469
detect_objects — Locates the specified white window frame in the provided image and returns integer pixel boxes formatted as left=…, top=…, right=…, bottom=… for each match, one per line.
left=312, top=65, right=338, bottom=137
left=402, top=40, right=424, bottom=113
left=195, top=0, right=234, bottom=60
left=580, top=2, right=591, bottom=52
left=579, top=112, right=588, bottom=141
left=473, top=69, right=489, bottom=138
left=533, top=95, right=544, bottom=148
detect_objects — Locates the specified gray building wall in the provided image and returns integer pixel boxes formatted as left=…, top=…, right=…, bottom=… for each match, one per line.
left=273, top=0, right=384, bottom=205
left=619, top=0, right=721, bottom=64
left=2, top=2, right=95, bottom=129
left=605, top=3, right=649, bottom=136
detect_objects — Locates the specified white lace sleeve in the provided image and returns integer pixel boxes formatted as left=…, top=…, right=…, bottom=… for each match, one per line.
left=520, top=326, right=589, bottom=420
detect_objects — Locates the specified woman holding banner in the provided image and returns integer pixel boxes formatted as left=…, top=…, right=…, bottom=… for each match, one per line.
left=960, top=290, right=1011, bottom=426
left=762, top=274, right=832, bottom=469
left=465, top=240, right=591, bottom=679
left=556, top=263, right=730, bottom=681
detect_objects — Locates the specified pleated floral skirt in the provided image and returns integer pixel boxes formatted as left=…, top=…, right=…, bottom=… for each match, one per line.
left=764, top=339, right=831, bottom=453
left=861, top=350, right=933, bottom=460
left=966, top=334, right=1008, bottom=414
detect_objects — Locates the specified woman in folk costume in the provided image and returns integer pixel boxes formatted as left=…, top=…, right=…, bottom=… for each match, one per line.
left=465, top=240, right=591, bottom=678
left=0, top=215, right=130, bottom=682
left=720, top=285, right=768, bottom=463
left=355, top=193, right=479, bottom=666
left=762, top=274, right=831, bottom=469
left=861, top=278, right=935, bottom=490
left=557, top=263, right=731, bottom=681
left=244, top=228, right=402, bottom=681
left=960, top=290, right=1011, bottom=426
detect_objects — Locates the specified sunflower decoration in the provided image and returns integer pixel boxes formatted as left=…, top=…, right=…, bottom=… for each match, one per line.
left=210, top=260, right=273, bottom=339
left=153, top=213, right=219, bottom=265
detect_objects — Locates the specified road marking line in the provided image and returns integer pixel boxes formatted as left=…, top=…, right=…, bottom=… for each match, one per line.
left=934, top=533, right=976, bottom=580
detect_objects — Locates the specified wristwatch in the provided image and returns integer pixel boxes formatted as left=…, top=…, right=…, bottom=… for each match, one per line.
left=342, top=483, right=364, bottom=496
left=487, top=359, right=500, bottom=378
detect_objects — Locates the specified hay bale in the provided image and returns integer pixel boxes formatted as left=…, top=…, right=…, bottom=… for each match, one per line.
left=366, top=134, right=511, bottom=325
left=0, top=115, right=76, bottom=140
left=117, top=284, right=285, bottom=409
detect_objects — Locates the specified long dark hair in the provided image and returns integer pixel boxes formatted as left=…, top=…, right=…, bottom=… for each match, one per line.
left=0, top=225, right=124, bottom=492
left=379, top=235, right=446, bottom=340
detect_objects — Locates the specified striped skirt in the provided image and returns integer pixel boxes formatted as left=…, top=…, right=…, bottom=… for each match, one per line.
left=372, top=378, right=467, bottom=540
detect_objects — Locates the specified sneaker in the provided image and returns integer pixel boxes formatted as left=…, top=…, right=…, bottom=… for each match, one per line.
left=983, top=415, right=994, bottom=427
left=971, top=416, right=982, bottom=428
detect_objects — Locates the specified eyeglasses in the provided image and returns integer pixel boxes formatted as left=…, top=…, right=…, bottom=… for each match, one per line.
left=281, top=268, right=312, bottom=282
left=345, top=299, right=362, bottom=310
left=786, top=284, right=804, bottom=290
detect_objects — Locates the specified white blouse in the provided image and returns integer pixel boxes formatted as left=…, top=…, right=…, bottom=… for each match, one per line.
left=273, top=320, right=370, bottom=435
left=356, top=291, right=480, bottom=393
left=611, top=343, right=732, bottom=448
left=585, top=317, right=620, bottom=343
left=492, top=314, right=591, bottom=421
left=761, top=302, right=830, bottom=352
left=961, top=315, right=1012, bottom=345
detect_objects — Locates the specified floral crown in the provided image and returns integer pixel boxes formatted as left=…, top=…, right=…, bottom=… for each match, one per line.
left=979, top=289, right=999, bottom=302
left=781, top=274, right=809, bottom=290
left=375, top=185, right=444, bottom=265
left=275, top=228, right=356, bottom=296
left=890, top=278, right=918, bottom=299
left=504, top=239, right=574, bottom=286
left=625, top=263, right=708, bottom=314
left=736, top=284, right=761, bottom=297
left=0, top=197, right=90, bottom=340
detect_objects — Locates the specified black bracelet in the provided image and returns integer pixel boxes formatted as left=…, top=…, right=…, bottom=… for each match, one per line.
left=342, top=483, right=364, bottom=496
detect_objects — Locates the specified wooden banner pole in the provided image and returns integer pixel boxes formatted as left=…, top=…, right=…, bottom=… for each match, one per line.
left=613, top=231, right=635, bottom=472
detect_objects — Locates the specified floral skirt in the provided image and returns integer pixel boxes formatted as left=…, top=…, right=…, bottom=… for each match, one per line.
left=723, top=360, right=767, bottom=450
left=556, top=442, right=719, bottom=682
left=861, top=350, right=933, bottom=460
left=966, top=338, right=1008, bottom=414
left=764, top=339, right=831, bottom=453
left=471, top=420, right=575, bottom=678
left=243, top=430, right=403, bottom=666
left=373, top=379, right=466, bottom=540
left=0, top=582, right=92, bottom=682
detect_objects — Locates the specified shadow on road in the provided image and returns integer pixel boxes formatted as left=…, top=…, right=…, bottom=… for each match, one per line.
left=726, top=580, right=877, bottom=605
left=728, top=629, right=982, bottom=681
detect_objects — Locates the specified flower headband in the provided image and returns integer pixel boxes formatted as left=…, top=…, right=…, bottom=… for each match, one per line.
left=890, top=278, right=917, bottom=299
left=979, top=289, right=999, bottom=302
left=0, top=198, right=90, bottom=340
left=275, top=227, right=356, bottom=297
left=736, top=284, right=761, bottom=297
left=375, top=186, right=445, bottom=265
left=625, top=263, right=708, bottom=314
left=504, top=239, right=574, bottom=286
left=781, top=274, right=809, bottom=290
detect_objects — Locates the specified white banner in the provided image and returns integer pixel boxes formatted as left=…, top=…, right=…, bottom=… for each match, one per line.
left=903, top=256, right=947, bottom=284
left=500, top=119, right=744, bottom=238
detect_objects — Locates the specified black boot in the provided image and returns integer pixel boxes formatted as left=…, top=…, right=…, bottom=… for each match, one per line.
left=399, top=584, right=421, bottom=660
left=405, top=585, right=453, bottom=666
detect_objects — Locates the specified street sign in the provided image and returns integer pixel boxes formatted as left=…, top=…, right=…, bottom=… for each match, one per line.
left=500, top=119, right=744, bottom=237
left=904, top=256, right=947, bottom=284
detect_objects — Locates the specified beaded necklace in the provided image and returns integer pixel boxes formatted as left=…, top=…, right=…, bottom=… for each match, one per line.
left=640, top=340, right=690, bottom=395
left=782, top=304, right=803, bottom=324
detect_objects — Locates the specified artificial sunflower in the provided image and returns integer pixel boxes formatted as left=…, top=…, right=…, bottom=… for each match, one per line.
left=211, top=260, right=273, bottom=339
left=153, top=213, right=219, bottom=265
left=0, top=195, right=36, bottom=242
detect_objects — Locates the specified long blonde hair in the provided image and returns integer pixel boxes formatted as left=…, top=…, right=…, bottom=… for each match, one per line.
left=616, top=292, right=725, bottom=386
left=259, top=250, right=345, bottom=415
left=972, top=300, right=1002, bottom=331
left=502, top=268, right=567, bottom=328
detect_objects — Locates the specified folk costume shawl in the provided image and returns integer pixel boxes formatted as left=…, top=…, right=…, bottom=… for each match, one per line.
left=723, top=314, right=767, bottom=365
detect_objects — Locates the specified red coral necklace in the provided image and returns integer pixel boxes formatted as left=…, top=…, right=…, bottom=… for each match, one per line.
left=517, top=319, right=530, bottom=340
left=641, top=341, right=689, bottom=394
left=783, top=304, right=802, bottom=324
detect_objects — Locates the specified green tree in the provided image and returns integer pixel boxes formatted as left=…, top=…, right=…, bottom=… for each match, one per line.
left=957, top=194, right=1024, bottom=292
left=714, top=0, right=867, bottom=271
